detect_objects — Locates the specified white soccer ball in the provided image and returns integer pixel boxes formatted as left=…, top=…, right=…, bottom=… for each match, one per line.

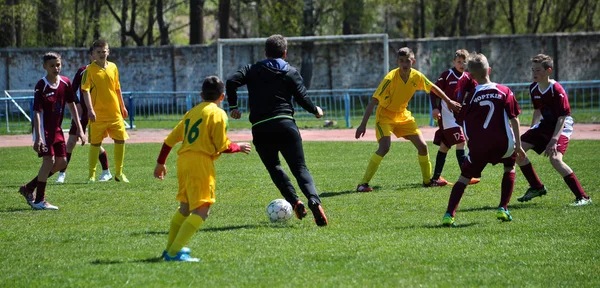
left=266, top=199, right=293, bottom=223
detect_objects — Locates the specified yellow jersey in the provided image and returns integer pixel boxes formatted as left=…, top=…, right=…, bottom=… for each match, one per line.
left=374, top=68, right=433, bottom=124
left=165, top=102, right=231, bottom=160
left=80, top=61, right=123, bottom=122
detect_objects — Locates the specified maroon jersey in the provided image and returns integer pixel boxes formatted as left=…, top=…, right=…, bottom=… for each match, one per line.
left=429, top=68, right=469, bottom=109
left=458, top=82, right=521, bottom=160
left=72, top=65, right=89, bottom=120
left=454, top=73, right=478, bottom=105
left=33, top=76, right=75, bottom=144
left=529, top=80, right=571, bottom=125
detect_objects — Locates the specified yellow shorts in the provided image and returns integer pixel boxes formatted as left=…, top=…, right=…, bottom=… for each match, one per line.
left=375, top=120, right=421, bottom=141
left=176, top=152, right=216, bottom=210
left=88, top=119, right=129, bottom=144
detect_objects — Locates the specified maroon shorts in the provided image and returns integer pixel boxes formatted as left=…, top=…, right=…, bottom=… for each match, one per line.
left=433, top=124, right=465, bottom=147
left=521, top=124, right=569, bottom=155
left=461, top=152, right=516, bottom=179
left=68, top=119, right=88, bottom=136
left=38, top=141, right=67, bottom=158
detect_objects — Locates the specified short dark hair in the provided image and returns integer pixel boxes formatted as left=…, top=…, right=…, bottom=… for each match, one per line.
left=531, top=54, right=553, bottom=70
left=397, top=47, right=414, bottom=59
left=202, top=76, right=224, bottom=101
left=88, top=46, right=95, bottom=55
left=43, top=52, right=61, bottom=64
left=92, top=39, right=109, bottom=50
left=265, top=34, right=287, bottom=58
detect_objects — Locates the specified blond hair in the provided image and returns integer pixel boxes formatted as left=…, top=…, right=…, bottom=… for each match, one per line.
left=531, top=54, right=553, bottom=70
left=454, top=49, right=469, bottom=60
left=467, top=53, right=489, bottom=78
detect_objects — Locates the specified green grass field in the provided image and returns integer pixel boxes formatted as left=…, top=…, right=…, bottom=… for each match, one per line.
left=1, top=141, right=599, bottom=287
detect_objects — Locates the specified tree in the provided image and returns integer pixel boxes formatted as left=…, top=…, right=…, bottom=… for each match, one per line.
left=156, top=0, right=170, bottom=44
left=0, top=0, right=20, bottom=47
left=189, top=0, right=204, bottom=44
left=301, top=0, right=315, bottom=88
left=342, top=0, right=364, bottom=35
left=37, top=0, right=61, bottom=46
left=219, top=0, right=230, bottom=38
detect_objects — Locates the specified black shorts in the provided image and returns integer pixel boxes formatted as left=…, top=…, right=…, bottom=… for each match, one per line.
left=68, top=119, right=88, bottom=136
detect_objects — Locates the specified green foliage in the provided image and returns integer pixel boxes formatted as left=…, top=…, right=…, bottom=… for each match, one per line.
left=1, top=141, right=599, bottom=286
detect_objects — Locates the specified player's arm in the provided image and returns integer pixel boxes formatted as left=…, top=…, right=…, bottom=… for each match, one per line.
left=32, top=111, right=44, bottom=153
left=509, top=117, right=525, bottom=161
left=154, top=118, right=186, bottom=179
left=212, top=111, right=251, bottom=154
left=355, top=97, right=378, bottom=139
left=117, top=88, right=128, bottom=119
left=67, top=102, right=86, bottom=146
left=287, top=69, right=322, bottom=118
left=531, top=109, right=542, bottom=127
left=431, top=84, right=461, bottom=113
left=82, top=90, right=95, bottom=121
left=225, top=64, right=251, bottom=119
left=430, top=76, right=444, bottom=120
left=544, top=115, right=567, bottom=157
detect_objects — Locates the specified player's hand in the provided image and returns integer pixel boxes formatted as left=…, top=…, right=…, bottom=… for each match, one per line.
left=33, top=140, right=44, bottom=153
left=515, top=146, right=526, bottom=162
left=154, top=163, right=167, bottom=180
left=238, top=142, right=252, bottom=154
left=446, top=100, right=462, bottom=113
left=432, top=108, right=441, bottom=121
left=355, top=124, right=366, bottom=139
left=230, top=109, right=241, bottom=119
left=544, top=139, right=559, bottom=157
left=88, top=109, right=96, bottom=122
left=315, top=106, right=324, bottom=118
left=77, top=132, right=86, bottom=146
left=122, top=107, right=129, bottom=119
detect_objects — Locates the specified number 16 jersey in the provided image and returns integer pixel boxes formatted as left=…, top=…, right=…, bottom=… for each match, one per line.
left=458, top=82, right=521, bottom=161
left=164, top=101, right=231, bottom=160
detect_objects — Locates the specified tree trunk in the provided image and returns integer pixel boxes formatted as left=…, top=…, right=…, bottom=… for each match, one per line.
left=37, top=0, right=60, bottom=46
left=458, top=0, right=468, bottom=36
left=147, top=0, right=155, bottom=45
left=121, top=0, right=128, bottom=46
left=420, top=0, right=425, bottom=38
left=0, top=0, right=16, bottom=47
left=301, top=0, right=315, bottom=89
left=92, top=0, right=102, bottom=41
left=342, top=0, right=364, bottom=35
left=156, top=0, right=170, bottom=45
left=219, top=0, right=230, bottom=38
left=189, top=0, right=204, bottom=44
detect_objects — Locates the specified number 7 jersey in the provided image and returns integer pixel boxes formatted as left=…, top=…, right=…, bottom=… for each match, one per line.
left=164, top=101, right=231, bottom=160
left=457, top=82, right=521, bottom=158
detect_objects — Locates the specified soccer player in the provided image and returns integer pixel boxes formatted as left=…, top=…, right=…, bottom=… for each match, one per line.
left=355, top=47, right=461, bottom=191
left=81, top=39, right=129, bottom=183
left=516, top=54, right=592, bottom=206
left=442, top=53, right=525, bottom=227
left=18, top=52, right=85, bottom=210
left=226, top=34, right=328, bottom=227
left=429, top=49, right=480, bottom=186
left=154, top=76, right=251, bottom=262
left=56, top=47, right=111, bottom=183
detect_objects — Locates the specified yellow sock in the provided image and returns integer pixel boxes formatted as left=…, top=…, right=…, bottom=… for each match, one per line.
left=167, top=214, right=203, bottom=257
left=114, top=143, right=125, bottom=176
left=89, top=145, right=100, bottom=178
left=360, top=154, right=383, bottom=184
left=418, top=153, right=432, bottom=184
left=166, top=209, right=187, bottom=252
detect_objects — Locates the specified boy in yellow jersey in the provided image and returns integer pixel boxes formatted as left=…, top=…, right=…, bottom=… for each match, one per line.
left=81, top=40, right=129, bottom=183
left=355, top=47, right=461, bottom=191
left=154, top=76, right=251, bottom=262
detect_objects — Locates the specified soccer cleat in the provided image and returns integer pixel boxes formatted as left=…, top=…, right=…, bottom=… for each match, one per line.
left=356, top=183, right=373, bottom=192
left=87, top=178, right=96, bottom=184
left=162, top=247, right=191, bottom=259
left=31, top=201, right=59, bottom=210
left=293, top=201, right=307, bottom=220
left=308, top=200, right=328, bottom=227
left=98, top=170, right=113, bottom=182
left=165, top=251, right=199, bottom=262
left=115, top=174, right=129, bottom=183
left=56, top=172, right=66, bottom=183
left=469, top=178, right=481, bottom=185
left=517, top=186, right=547, bottom=202
left=496, top=207, right=513, bottom=222
left=19, top=185, right=35, bottom=207
left=424, top=177, right=452, bottom=187
left=569, top=197, right=592, bottom=207
left=442, top=213, right=456, bottom=227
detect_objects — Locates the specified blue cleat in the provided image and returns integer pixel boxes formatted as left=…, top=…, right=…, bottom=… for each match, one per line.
left=496, top=207, right=513, bottom=222
left=442, top=213, right=456, bottom=227
left=164, top=250, right=199, bottom=262
left=162, top=247, right=191, bottom=259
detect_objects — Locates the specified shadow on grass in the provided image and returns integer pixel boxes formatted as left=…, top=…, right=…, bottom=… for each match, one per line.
left=422, top=222, right=480, bottom=229
left=91, top=256, right=164, bottom=265
left=459, top=202, right=541, bottom=213
left=132, top=224, right=261, bottom=237
left=320, top=190, right=359, bottom=198
left=0, top=207, right=34, bottom=212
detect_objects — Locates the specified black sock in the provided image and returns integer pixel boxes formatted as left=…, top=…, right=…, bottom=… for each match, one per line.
left=433, top=151, right=447, bottom=180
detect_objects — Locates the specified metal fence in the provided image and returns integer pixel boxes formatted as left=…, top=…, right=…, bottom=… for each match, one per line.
left=3, top=80, right=600, bottom=134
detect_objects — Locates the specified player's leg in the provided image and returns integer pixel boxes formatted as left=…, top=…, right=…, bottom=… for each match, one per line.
left=108, top=119, right=129, bottom=182
left=98, top=146, right=112, bottom=181
left=548, top=138, right=591, bottom=205
left=357, top=122, right=392, bottom=192
left=432, top=140, right=449, bottom=181
left=57, top=132, right=78, bottom=183
left=516, top=140, right=547, bottom=202
left=442, top=175, right=470, bottom=227
left=165, top=202, right=205, bottom=262
left=405, top=133, right=432, bottom=186
left=497, top=159, right=517, bottom=222
left=278, top=122, right=327, bottom=226
left=31, top=142, right=65, bottom=210
left=87, top=121, right=106, bottom=183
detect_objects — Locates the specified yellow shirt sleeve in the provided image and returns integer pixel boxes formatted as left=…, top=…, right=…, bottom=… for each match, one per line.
left=372, top=70, right=395, bottom=102
left=417, top=71, right=433, bottom=94
left=164, top=116, right=185, bottom=147
left=80, top=69, right=92, bottom=92
left=211, top=109, right=231, bottom=153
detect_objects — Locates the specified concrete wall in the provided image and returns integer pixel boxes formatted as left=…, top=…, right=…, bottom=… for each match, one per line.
left=2, top=32, right=599, bottom=92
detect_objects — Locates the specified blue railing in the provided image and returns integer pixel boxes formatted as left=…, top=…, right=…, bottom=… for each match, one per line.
left=3, top=80, right=600, bottom=133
